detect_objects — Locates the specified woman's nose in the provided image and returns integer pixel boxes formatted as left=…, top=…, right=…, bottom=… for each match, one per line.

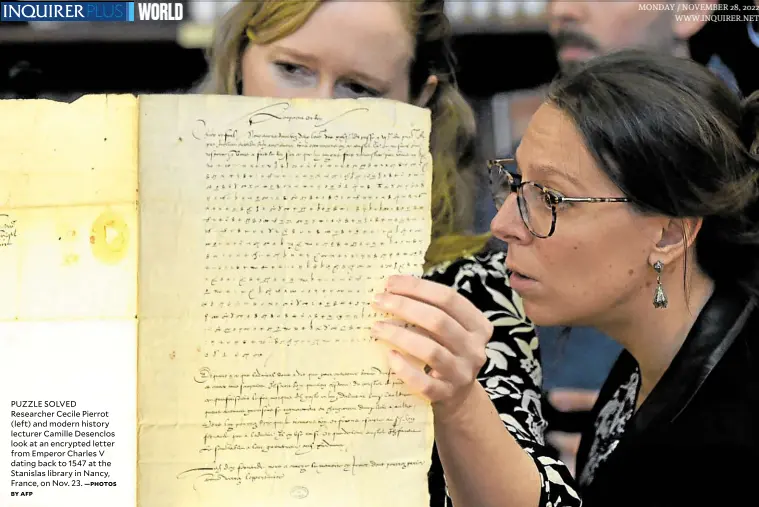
left=296, top=80, right=333, bottom=99
left=316, top=82, right=334, bottom=99
left=490, top=194, right=531, bottom=245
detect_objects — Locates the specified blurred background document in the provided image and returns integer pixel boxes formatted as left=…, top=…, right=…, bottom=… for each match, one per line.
left=0, top=93, right=434, bottom=507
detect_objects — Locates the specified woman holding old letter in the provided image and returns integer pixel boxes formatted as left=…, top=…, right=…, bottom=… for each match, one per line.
left=375, top=50, right=759, bottom=507
left=200, top=1, right=567, bottom=506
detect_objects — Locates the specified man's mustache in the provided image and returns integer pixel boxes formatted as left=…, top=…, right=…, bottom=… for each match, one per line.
left=553, top=30, right=598, bottom=52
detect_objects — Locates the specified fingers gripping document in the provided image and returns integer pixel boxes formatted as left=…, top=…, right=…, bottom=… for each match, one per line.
left=0, top=94, right=435, bottom=507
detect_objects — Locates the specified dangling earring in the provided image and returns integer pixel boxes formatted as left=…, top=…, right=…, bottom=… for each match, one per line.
left=652, top=260, right=668, bottom=309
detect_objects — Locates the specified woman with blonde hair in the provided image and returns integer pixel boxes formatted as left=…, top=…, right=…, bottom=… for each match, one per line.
left=197, top=1, right=569, bottom=505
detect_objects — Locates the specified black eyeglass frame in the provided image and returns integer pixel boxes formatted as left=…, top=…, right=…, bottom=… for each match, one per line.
left=487, top=157, right=631, bottom=238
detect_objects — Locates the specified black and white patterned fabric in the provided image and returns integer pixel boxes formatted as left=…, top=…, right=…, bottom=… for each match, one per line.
left=577, top=369, right=639, bottom=488
left=424, top=249, right=581, bottom=507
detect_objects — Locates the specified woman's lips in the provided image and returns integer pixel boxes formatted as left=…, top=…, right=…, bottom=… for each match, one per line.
left=507, top=269, right=538, bottom=293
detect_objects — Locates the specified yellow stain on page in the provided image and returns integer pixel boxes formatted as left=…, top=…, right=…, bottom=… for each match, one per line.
left=90, top=211, right=130, bottom=265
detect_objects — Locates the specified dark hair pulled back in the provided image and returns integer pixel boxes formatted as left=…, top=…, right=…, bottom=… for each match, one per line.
left=547, top=49, right=759, bottom=297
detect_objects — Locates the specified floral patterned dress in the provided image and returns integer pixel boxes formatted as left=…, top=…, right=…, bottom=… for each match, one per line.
left=424, top=249, right=581, bottom=507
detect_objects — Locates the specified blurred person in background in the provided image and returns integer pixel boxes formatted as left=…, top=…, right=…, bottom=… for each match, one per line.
left=550, top=0, right=741, bottom=93
left=503, top=0, right=746, bottom=151
left=196, top=1, right=569, bottom=505
left=507, top=0, right=752, bottom=473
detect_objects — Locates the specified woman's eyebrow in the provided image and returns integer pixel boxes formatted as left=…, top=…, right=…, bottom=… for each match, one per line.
left=271, top=45, right=319, bottom=65
left=522, top=160, right=585, bottom=191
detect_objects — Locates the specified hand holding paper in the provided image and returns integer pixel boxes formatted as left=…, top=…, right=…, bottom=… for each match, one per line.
left=371, top=275, right=493, bottom=407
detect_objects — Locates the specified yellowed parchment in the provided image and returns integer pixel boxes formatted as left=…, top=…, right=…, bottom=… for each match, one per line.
left=136, top=95, right=434, bottom=507
left=0, top=95, right=138, bottom=507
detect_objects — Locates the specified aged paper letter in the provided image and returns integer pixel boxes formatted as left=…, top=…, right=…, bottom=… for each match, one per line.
left=137, top=95, right=434, bottom=507
left=0, top=95, right=138, bottom=507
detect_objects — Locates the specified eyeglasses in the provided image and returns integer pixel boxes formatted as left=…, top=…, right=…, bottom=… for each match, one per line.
left=487, top=158, right=631, bottom=238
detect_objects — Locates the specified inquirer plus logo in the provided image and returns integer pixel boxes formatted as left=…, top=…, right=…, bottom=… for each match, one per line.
left=0, top=1, right=184, bottom=22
